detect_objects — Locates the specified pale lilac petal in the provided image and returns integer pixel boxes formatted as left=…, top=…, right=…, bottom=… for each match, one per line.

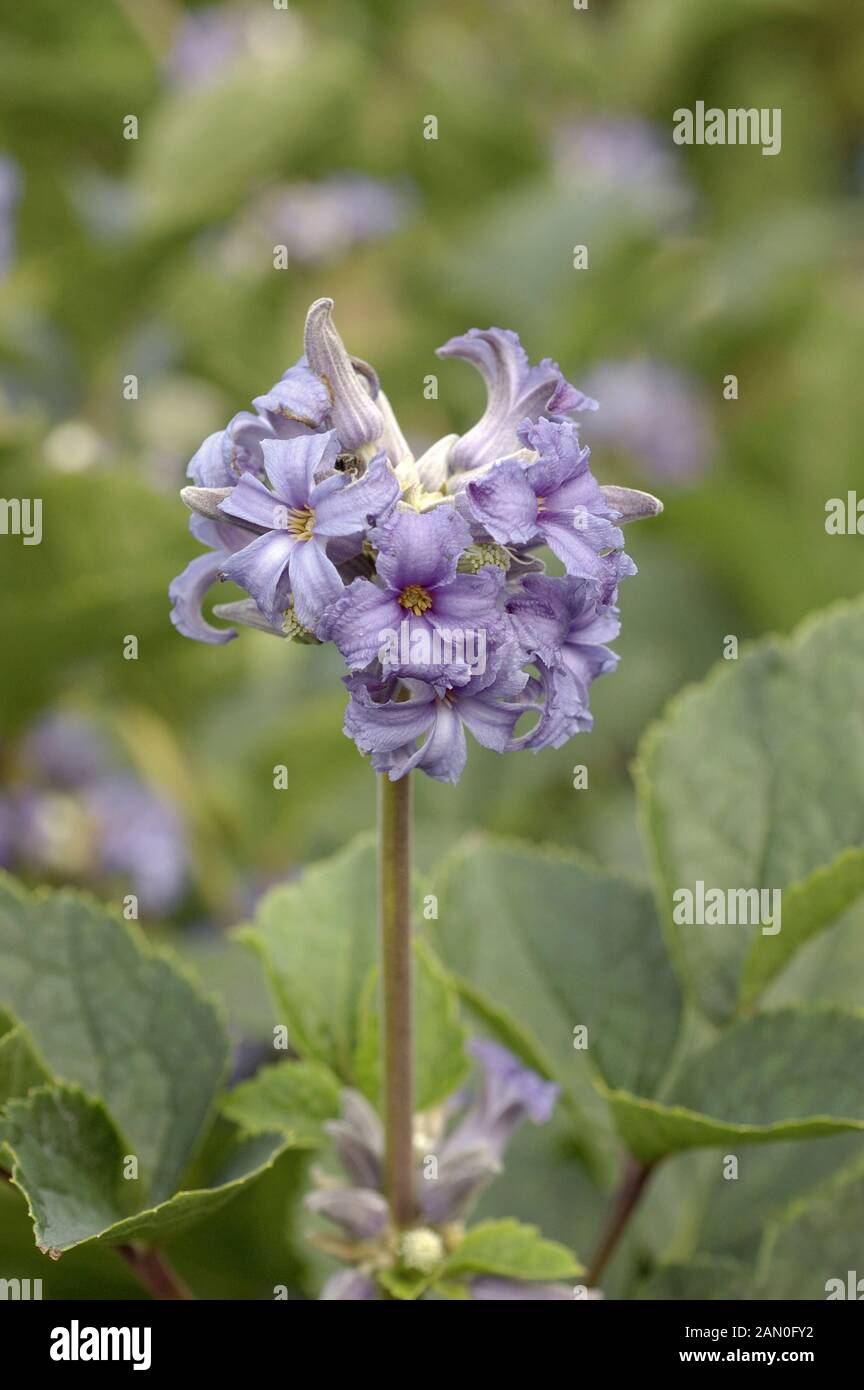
left=319, top=579, right=403, bottom=668
left=393, top=699, right=467, bottom=784
left=305, top=1187, right=389, bottom=1241
left=420, top=1148, right=501, bottom=1224
left=429, top=568, right=505, bottom=625
left=374, top=506, right=473, bottom=592
left=471, top=1277, right=575, bottom=1300
left=344, top=677, right=436, bottom=755
left=187, top=430, right=232, bottom=487
left=252, top=359, right=332, bottom=428
left=540, top=514, right=623, bottom=579
left=325, top=1090, right=384, bottom=1188
left=320, top=1271, right=380, bottom=1301
left=222, top=411, right=274, bottom=479
left=220, top=530, right=296, bottom=619
left=169, top=552, right=237, bottom=645
left=303, top=299, right=384, bottom=452
left=437, top=326, right=597, bottom=473
left=440, top=1039, right=559, bottom=1162
left=457, top=693, right=523, bottom=752
left=218, top=472, right=284, bottom=531
left=190, top=511, right=251, bottom=554
left=465, top=459, right=539, bottom=546
left=313, top=456, right=400, bottom=537
left=287, top=537, right=345, bottom=628
left=261, top=431, right=340, bottom=507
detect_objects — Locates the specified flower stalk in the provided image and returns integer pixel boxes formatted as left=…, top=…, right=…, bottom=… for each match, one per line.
left=378, top=771, right=415, bottom=1227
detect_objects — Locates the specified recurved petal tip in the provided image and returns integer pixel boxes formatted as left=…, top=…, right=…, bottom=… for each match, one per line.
left=211, top=599, right=286, bottom=636
left=601, top=485, right=663, bottom=522
left=180, top=485, right=234, bottom=520
left=303, top=298, right=384, bottom=453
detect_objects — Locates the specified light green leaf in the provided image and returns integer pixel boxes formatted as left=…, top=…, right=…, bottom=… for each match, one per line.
left=237, top=836, right=381, bottom=1081
left=758, top=1165, right=864, bottom=1299
left=1, top=1085, right=288, bottom=1254
left=636, top=599, right=864, bottom=1022
left=441, top=1218, right=582, bottom=1282
left=637, top=1256, right=753, bottom=1300
left=221, top=1061, right=341, bottom=1144
left=433, top=839, right=681, bottom=1164
left=604, top=1009, right=864, bottom=1163
left=132, top=46, right=360, bottom=232
left=354, top=939, right=468, bottom=1112
left=0, top=1026, right=49, bottom=1109
left=0, top=875, right=228, bottom=1203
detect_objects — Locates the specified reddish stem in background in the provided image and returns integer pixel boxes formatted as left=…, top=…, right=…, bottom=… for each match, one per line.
left=585, top=1157, right=655, bottom=1288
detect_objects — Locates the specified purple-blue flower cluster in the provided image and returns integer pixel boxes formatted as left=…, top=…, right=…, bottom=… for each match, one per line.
left=309, top=1039, right=575, bottom=1301
left=171, top=300, right=661, bottom=783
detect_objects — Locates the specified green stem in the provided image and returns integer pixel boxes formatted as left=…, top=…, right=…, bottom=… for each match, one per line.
left=378, top=772, right=415, bottom=1228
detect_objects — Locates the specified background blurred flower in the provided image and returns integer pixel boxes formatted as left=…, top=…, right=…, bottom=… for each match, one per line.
left=212, top=174, right=415, bottom=275
left=0, top=713, right=188, bottom=916
left=551, top=116, right=695, bottom=227
left=0, top=154, right=22, bottom=277
left=580, top=360, right=714, bottom=485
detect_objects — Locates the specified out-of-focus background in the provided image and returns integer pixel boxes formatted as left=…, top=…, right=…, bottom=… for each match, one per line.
left=0, top=0, right=862, bottom=1297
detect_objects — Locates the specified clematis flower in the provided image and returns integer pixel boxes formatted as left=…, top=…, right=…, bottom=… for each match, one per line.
left=170, top=297, right=662, bottom=780
left=503, top=566, right=633, bottom=751
left=216, top=431, right=399, bottom=628
left=343, top=644, right=529, bottom=784
left=305, top=1039, right=568, bottom=1301
left=319, top=505, right=506, bottom=689
left=463, top=417, right=625, bottom=582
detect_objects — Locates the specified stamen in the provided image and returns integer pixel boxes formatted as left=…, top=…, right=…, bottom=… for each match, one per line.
left=398, top=584, right=433, bottom=617
left=286, top=505, right=315, bottom=540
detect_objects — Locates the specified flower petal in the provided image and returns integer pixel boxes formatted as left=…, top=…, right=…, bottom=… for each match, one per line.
left=374, top=505, right=473, bottom=592
left=465, top=458, right=539, bottom=546
left=314, top=455, right=400, bottom=537
left=219, top=530, right=296, bottom=620
left=437, top=326, right=597, bottom=473
left=305, top=1187, right=389, bottom=1241
left=218, top=472, right=284, bottom=531
left=287, top=536, right=345, bottom=629
left=186, top=430, right=232, bottom=487
left=303, top=298, right=384, bottom=452
left=169, top=551, right=237, bottom=645
left=260, top=430, right=341, bottom=507
left=252, top=358, right=332, bottom=429
left=320, top=579, right=404, bottom=669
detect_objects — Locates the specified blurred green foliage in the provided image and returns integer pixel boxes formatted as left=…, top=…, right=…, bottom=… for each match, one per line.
left=0, top=0, right=862, bottom=1297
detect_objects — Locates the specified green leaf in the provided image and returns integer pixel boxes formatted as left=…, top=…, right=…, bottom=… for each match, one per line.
left=221, top=1061, right=341, bottom=1144
left=354, top=938, right=468, bottom=1112
left=131, top=46, right=360, bottom=233
left=432, top=839, right=681, bottom=1163
left=0, top=1085, right=288, bottom=1254
left=604, top=1009, right=864, bottom=1163
left=238, top=836, right=381, bottom=1081
left=441, top=1218, right=582, bottom=1282
left=0, top=1026, right=49, bottom=1109
left=0, top=875, right=228, bottom=1203
left=637, top=1256, right=753, bottom=1300
left=378, top=1266, right=434, bottom=1301
left=637, top=599, right=864, bottom=1021
left=758, top=1165, right=864, bottom=1299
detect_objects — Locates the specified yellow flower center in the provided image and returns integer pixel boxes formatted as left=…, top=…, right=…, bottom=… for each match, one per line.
left=398, top=584, right=433, bottom=616
left=286, top=505, right=315, bottom=540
